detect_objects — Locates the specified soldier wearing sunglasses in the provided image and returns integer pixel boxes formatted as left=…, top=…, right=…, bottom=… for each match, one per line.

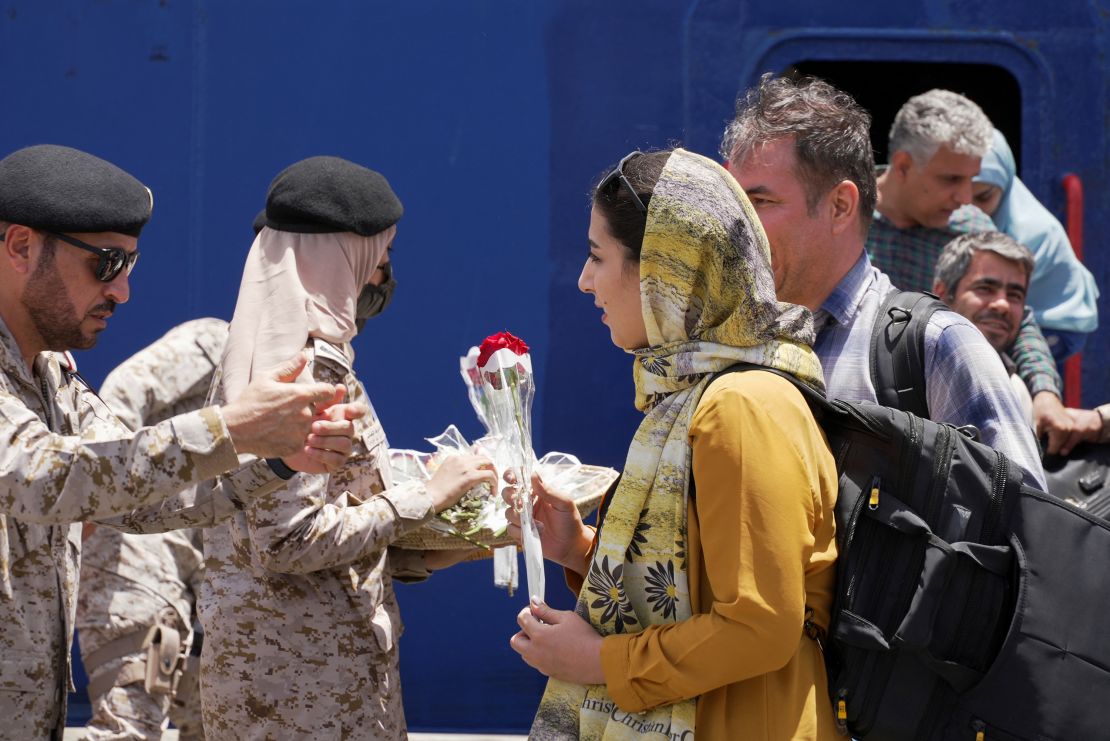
left=0, top=144, right=366, bottom=740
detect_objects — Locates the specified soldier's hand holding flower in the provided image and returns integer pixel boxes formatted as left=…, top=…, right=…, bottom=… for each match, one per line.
left=425, top=453, right=498, bottom=513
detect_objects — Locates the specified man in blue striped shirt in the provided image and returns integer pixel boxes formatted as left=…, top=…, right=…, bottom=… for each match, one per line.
left=721, top=73, right=1046, bottom=487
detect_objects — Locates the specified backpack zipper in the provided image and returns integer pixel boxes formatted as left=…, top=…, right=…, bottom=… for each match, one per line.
left=857, top=412, right=925, bottom=736
left=895, top=413, right=922, bottom=508
left=926, top=424, right=955, bottom=527
left=835, top=690, right=849, bottom=735
left=843, top=475, right=881, bottom=608
left=984, top=451, right=1007, bottom=543
left=834, top=478, right=878, bottom=737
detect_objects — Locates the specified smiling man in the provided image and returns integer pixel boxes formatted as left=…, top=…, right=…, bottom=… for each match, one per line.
left=934, top=232, right=1032, bottom=354
left=933, top=231, right=1110, bottom=455
left=0, top=144, right=362, bottom=739
left=933, top=232, right=1036, bottom=413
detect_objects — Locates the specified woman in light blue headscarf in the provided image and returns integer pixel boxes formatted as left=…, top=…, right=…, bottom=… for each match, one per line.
left=973, top=129, right=1100, bottom=362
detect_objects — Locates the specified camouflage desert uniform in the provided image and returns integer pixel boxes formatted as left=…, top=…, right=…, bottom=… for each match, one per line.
left=77, top=318, right=229, bottom=741
left=200, top=339, right=436, bottom=741
left=0, top=316, right=287, bottom=741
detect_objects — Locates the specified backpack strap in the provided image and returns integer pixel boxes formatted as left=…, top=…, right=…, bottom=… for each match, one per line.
left=708, top=362, right=833, bottom=417
left=869, top=290, right=946, bottom=419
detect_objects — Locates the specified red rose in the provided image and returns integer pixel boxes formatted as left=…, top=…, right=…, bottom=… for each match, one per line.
left=477, top=331, right=530, bottom=368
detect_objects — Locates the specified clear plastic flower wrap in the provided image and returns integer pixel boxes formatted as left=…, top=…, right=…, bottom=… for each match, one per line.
left=471, top=332, right=544, bottom=599
left=392, top=332, right=618, bottom=599
left=389, top=428, right=616, bottom=552
left=388, top=425, right=506, bottom=550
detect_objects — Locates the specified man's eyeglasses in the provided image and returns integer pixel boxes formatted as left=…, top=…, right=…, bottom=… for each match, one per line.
left=47, top=232, right=139, bottom=282
left=597, top=151, right=648, bottom=214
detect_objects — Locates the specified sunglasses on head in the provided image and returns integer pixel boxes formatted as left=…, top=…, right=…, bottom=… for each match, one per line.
left=47, top=231, right=139, bottom=282
left=597, top=151, right=648, bottom=214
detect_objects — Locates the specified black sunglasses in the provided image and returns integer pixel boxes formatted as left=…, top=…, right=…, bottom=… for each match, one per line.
left=597, top=151, right=648, bottom=214
left=47, top=231, right=139, bottom=282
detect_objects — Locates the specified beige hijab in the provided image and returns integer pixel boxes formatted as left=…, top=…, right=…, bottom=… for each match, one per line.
left=221, top=225, right=393, bottom=399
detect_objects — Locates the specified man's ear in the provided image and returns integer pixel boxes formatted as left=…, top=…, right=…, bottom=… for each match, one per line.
left=829, top=180, right=860, bottom=235
left=890, top=150, right=914, bottom=179
left=933, top=279, right=950, bottom=302
left=1, top=224, right=36, bottom=276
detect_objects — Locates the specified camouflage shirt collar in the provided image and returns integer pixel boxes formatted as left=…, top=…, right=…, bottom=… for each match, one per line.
left=0, top=313, right=69, bottom=391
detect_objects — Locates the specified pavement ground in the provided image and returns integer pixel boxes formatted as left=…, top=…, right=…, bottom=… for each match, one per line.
left=65, top=731, right=527, bottom=740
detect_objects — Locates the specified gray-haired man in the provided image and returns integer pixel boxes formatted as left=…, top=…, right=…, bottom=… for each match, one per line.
left=867, top=89, right=1073, bottom=451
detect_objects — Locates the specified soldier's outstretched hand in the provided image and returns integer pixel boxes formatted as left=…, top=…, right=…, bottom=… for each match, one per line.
left=283, top=390, right=368, bottom=473
left=221, top=352, right=351, bottom=461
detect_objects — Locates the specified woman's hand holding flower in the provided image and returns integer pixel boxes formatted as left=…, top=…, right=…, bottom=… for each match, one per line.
left=510, top=598, right=605, bottom=685
left=503, top=471, right=594, bottom=577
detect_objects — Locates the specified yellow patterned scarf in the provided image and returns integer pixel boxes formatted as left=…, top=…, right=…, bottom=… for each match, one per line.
left=531, top=149, right=824, bottom=740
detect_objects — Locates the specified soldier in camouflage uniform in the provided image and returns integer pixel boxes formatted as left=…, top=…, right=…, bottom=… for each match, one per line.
left=78, top=317, right=230, bottom=741
left=201, top=157, right=492, bottom=740
left=0, top=145, right=362, bottom=741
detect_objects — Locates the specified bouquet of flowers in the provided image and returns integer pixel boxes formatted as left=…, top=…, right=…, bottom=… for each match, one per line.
left=467, top=332, right=545, bottom=601
left=393, top=331, right=617, bottom=599
left=389, top=426, right=509, bottom=549
left=390, top=439, right=615, bottom=552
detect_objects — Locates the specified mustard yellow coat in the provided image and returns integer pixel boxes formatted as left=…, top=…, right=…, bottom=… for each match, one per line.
left=595, top=370, right=840, bottom=740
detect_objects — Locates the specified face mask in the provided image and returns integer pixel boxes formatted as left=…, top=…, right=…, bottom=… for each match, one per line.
left=355, top=262, right=396, bottom=332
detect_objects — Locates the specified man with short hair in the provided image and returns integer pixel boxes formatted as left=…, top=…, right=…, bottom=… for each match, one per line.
left=868, top=89, right=1072, bottom=447
left=721, top=74, right=1045, bottom=486
left=0, top=144, right=361, bottom=739
left=934, top=231, right=1107, bottom=456
left=933, top=232, right=1034, bottom=355
left=933, top=232, right=1037, bottom=419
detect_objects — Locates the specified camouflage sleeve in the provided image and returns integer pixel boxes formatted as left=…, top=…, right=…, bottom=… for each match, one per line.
left=241, top=353, right=437, bottom=574
left=99, top=456, right=287, bottom=533
left=99, top=319, right=226, bottom=432
left=388, top=547, right=433, bottom=583
left=0, top=391, right=240, bottom=525
left=1008, top=309, right=1062, bottom=397
left=246, top=472, right=435, bottom=575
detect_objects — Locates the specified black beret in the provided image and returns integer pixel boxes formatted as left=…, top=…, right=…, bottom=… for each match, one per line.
left=259, top=156, right=403, bottom=237
left=251, top=208, right=267, bottom=235
left=0, top=144, right=152, bottom=237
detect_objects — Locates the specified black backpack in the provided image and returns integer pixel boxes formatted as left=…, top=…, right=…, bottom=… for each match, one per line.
left=711, top=291, right=1110, bottom=740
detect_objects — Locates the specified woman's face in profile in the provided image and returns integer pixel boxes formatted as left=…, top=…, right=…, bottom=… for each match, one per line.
left=972, top=182, right=1004, bottom=217
left=579, top=205, right=649, bottom=351
left=369, top=242, right=392, bottom=286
